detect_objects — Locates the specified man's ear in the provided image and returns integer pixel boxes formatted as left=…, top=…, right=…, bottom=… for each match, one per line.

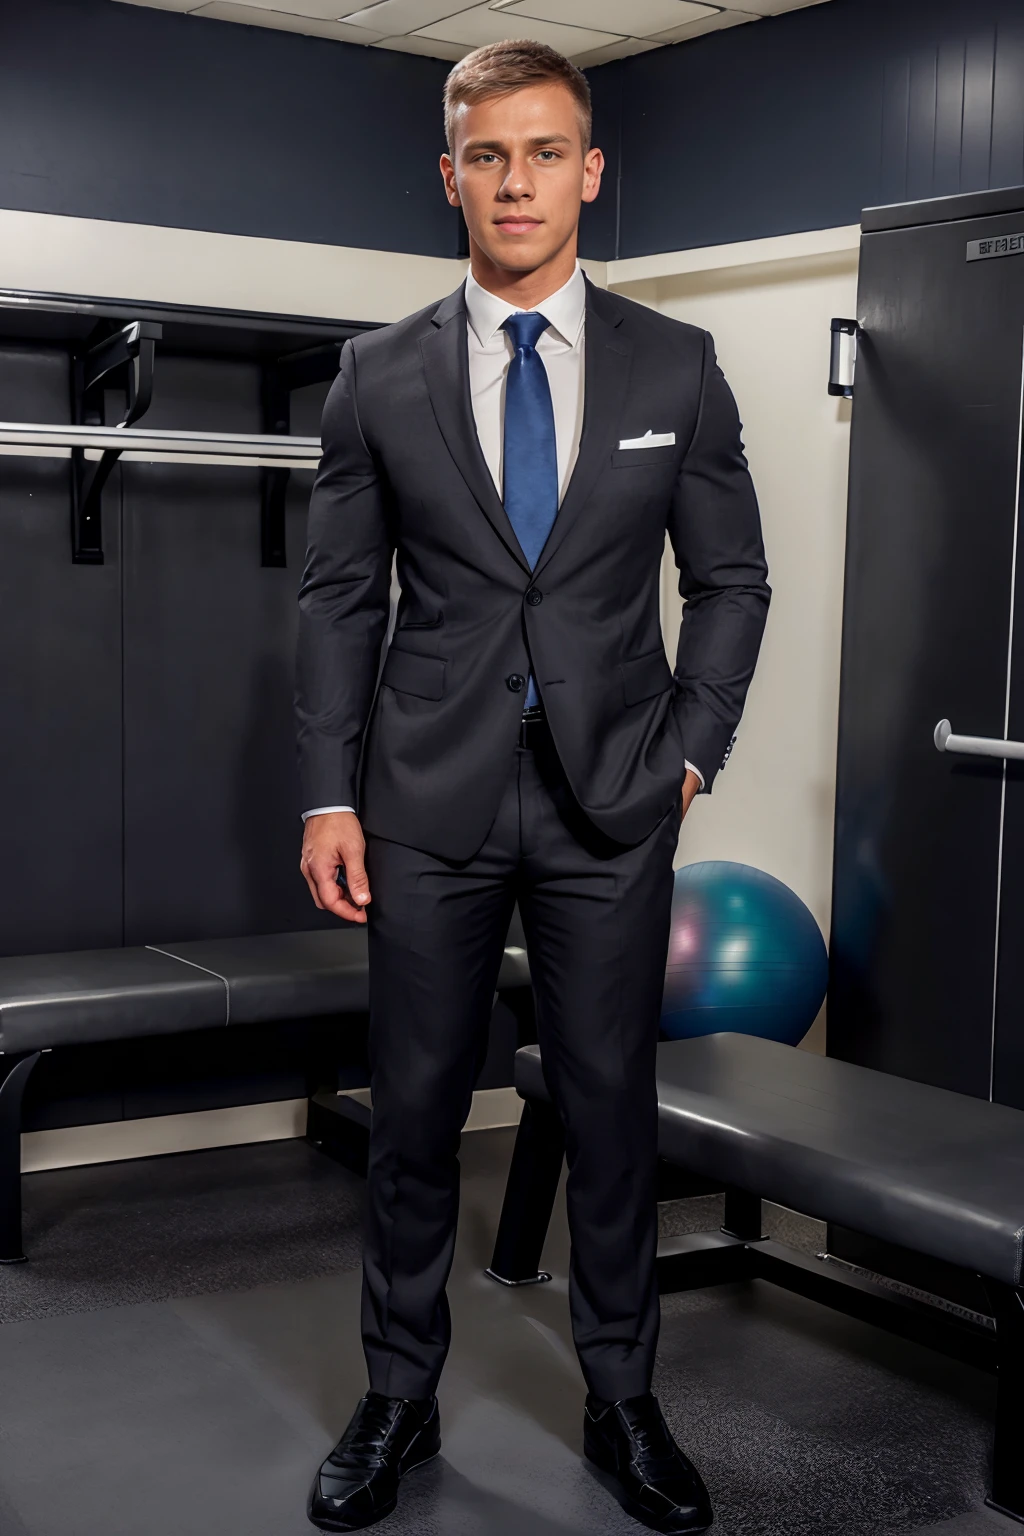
left=440, top=154, right=462, bottom=209
left=581, top=146, right=605, bottom=206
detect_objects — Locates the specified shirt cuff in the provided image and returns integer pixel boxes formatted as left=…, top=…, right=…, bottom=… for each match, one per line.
left=301, top=806, right=355, bottom=821
left=684, top=760, right=705, bottom=791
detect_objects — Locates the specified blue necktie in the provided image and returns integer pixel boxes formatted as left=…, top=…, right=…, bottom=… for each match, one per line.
left=502, top=311, right=558, bottom=709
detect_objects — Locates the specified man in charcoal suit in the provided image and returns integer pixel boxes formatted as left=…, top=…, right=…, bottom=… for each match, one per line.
left=296, top=37, right=769, bottom=1536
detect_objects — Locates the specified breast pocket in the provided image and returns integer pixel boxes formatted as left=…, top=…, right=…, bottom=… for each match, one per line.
left=381, top=647, right=447, bottom=701
left=611, top=445, right=679, bottom=470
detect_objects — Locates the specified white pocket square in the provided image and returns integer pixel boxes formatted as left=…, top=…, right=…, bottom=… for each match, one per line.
left=618, top=430, right=675, bottom=450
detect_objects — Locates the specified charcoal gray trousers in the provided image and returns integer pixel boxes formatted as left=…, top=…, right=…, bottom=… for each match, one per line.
left=360, top=725, right=681, bottom=1402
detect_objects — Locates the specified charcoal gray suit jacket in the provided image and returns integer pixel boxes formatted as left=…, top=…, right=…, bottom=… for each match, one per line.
left=296, top=277, right=770, bottom=861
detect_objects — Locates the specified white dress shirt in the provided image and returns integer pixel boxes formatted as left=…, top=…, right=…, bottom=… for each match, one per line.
left=464, top=262, right=586, bottom=504
left=303, top=262, right=700, bottom=820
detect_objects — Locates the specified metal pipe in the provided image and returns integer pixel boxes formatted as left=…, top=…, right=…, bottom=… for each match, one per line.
left=0, top=421, right=321, bottom=463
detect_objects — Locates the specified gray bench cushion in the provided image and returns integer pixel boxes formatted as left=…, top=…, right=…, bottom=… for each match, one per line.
left=0, top=928, right=533, bottom=1054
left=514, top=1033, right=1024, bottom=1288
left=0, top=947, right=224, bottom=1052
left=150, top=931, right=371, bottom=1024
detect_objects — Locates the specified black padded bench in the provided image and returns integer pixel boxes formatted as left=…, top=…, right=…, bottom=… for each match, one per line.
left=488, top=1032, right=1024, bottom=1524
left=0, top=928, right=531, bottom=1265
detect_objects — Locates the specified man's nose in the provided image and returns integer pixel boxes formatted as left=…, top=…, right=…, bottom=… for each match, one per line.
left=499, top=161, right=534, bottom=200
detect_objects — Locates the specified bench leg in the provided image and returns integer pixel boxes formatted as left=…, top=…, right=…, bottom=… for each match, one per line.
left=486, top=1098, right=565, bottom=1286
left=722, top=1188, right=766, bottom=1242
left=984, top=1280, right=1024, bottom=1524
left=0, top=1052, right=42, bottom=1264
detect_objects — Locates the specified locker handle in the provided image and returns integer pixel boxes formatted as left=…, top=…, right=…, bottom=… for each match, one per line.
left=934, top=719, right=1024, bottom=761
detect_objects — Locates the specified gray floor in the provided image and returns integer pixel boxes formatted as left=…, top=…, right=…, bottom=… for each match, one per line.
left=0, top=1130, right=1016, bottom=1536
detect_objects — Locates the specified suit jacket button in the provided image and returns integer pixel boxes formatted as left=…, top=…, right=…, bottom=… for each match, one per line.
left=526, top=588, right=543, bottom=606
left=507, top=673, right=526, bottom=693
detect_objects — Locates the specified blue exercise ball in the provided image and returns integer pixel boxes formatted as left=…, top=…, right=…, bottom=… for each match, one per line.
left=660, top=861, right=828, bottom=1045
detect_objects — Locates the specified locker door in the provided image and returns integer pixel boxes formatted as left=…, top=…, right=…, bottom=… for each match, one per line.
left=992, top=331, right=1024, bottom=1108
left=0, top=345, right=123, bottom=955
left=829, top=196, right=1024, bottom=1097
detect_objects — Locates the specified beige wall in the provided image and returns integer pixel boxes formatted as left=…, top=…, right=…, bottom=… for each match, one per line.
left=608, top=231, right=861, bottom=1050
left=0, top=207, right=467, bottom=322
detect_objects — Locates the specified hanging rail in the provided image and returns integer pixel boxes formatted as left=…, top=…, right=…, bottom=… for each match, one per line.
left=0, top=421, right=322, bottom=463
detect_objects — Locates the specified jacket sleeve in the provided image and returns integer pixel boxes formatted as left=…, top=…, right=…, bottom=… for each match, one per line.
left=295, top=339, right=394, bottom=814
left=666, top=331, right=771, bottom=791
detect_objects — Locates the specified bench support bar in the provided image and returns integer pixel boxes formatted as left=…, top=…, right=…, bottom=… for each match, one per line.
left=657, top=1232, right=1021, bottom=1520
left=307, top=1090, right=371, bottom=1180
left=487, top=1099, right=565, bottom=1285
left=656, top=1232, right=998, bottom=1370
left=0, top=1051, right=42, bottom=1263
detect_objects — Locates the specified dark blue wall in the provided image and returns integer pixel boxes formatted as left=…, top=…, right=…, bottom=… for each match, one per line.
left=579, top=62, right=623, bottom=267
left=4, top=1, right=1024, bottom=272
left=0, top=0, right=458, bottom=260
left=606, top=0, right=1024, bottom=260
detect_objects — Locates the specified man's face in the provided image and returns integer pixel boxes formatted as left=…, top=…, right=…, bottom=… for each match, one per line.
left=441, top=82, right=603, bottom=275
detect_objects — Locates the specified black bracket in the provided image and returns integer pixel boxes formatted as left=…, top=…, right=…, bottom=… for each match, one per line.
left=71, top=320, right=162, bottom=564
left=260, top=342, right=343, bottom=568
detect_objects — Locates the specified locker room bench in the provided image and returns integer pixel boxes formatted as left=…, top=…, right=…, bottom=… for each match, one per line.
left=489, top=1032, right=1024, bottom=1523
left=0, top=928, right=531, bottom=1265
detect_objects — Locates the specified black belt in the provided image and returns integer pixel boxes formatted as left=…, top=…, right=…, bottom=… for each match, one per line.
left=518, top=708, right=548, bottom=749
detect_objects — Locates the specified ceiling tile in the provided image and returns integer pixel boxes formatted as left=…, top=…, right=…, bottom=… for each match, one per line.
left=341, top=0, right=479, bottom=27
left=192, top=3, right=385, bottom=39
left=572, top=36, right=663, bottom=68
left=416, top=4, right=621, bottom=58
left=501, top=0, right=717, bottom=41
left=202, top=0, right=358, bottom=16
left=373, top=32, right=472, bottom=59
left=648, top=7, right=757, bottom=43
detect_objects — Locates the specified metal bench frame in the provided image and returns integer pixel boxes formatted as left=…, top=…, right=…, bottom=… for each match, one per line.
left=488, top=1095, right=1024, bottom=1525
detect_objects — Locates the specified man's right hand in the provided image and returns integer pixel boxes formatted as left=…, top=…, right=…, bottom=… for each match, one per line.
left=300, top=811, right=371, bottom=924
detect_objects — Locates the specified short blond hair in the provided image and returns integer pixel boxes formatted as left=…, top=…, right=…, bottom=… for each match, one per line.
left=443, top=39, right=592, bottom=154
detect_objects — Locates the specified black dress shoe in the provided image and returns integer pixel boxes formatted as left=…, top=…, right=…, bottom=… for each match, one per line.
left=307, top=1391, right=441, bottom=1531
left=584, top=1392, right=713, bottom=1534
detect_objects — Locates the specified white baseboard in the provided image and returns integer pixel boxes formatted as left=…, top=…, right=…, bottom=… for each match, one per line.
left=20, top=1086, right=524, bottom=1174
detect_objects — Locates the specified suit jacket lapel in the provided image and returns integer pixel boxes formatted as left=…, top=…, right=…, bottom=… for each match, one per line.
left=419, top=284, right=530, bottom=574
left=532, top=282, right=633, bottom=581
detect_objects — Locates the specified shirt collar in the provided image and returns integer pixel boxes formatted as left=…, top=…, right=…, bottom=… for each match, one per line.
left=464, top=262, right=586, bottom=350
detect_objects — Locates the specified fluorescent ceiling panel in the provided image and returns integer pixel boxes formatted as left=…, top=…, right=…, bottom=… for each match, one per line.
left=500, top=0, right=720, bottom=39
left=417, top=4, right=620, bottom=54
